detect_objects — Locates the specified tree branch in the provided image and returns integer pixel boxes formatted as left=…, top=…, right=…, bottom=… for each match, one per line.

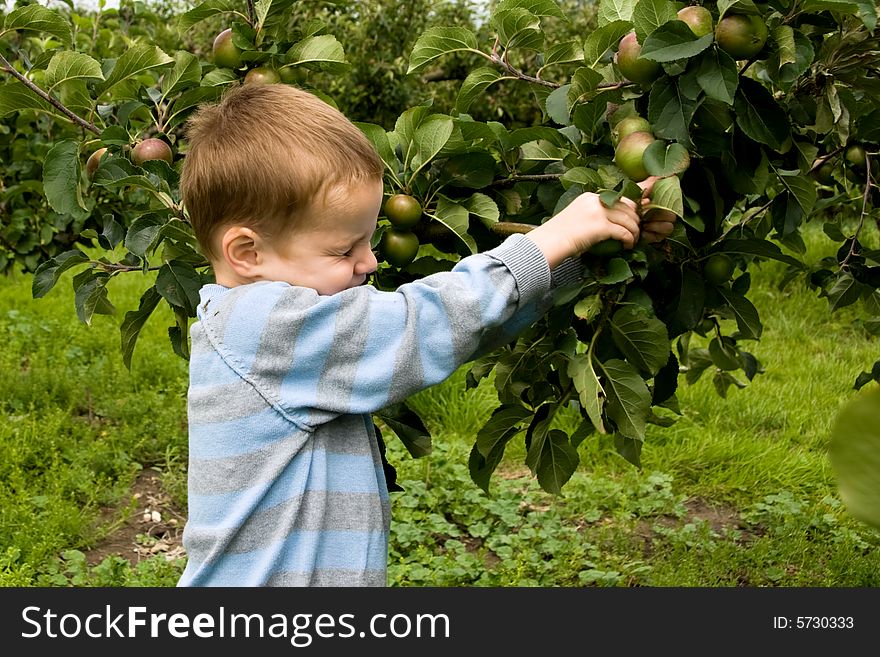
left=842, top=151, right=876, bottom=267
left=493, top=173, right=563, bottom=187
left=0, top=53, right=100, bottom=135
left=489, top=53, right=559, bottom=89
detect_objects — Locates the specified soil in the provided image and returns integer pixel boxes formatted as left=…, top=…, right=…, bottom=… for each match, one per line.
left=84, top=467, right=187, bottom=567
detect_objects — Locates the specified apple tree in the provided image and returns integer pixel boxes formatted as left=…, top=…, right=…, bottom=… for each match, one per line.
left=1, top=0, right=879, bottom=495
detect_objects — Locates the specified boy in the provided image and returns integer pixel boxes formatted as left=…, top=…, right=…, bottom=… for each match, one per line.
left=177, top=84, right=673, bottom=587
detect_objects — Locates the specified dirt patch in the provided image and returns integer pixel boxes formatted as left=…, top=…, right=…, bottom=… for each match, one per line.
left=635, top=496, right=760, bottom=548
left=85, top=467, right=186, bottom=567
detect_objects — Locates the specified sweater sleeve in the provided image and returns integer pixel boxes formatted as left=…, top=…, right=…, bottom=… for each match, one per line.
left=197, top=234, right=571, bottom=429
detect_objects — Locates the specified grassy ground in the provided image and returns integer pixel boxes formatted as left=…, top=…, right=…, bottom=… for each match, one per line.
left=1, top=224, right=878, bottom=586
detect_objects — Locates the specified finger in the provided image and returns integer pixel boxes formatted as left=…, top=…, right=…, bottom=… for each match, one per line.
left=641, top=226, right=675, bottom=243
left=610, top=224, right=638, bottom=248
left=637, top=175, right=661, bottom=196
left=617, top=196, right=638, bottom=212
left=642, top=220, right=675, bottom=237
left=607, top=211, right=641, bottom=245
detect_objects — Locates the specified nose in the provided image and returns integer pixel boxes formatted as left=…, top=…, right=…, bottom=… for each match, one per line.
left=357, top=249, right=378, bottom=276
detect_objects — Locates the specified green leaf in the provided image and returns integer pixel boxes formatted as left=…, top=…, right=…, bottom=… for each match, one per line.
left=596, top=358, right=651, bottom=441
left=632, top=0, right=678, bottom=44
left=43, top=140, right=87, bottom=218
left=772, top=25, right=797, bottom=69
left=714, top=238, right=804, bottom=269
left=643, top=141, right=691, bottom=177
left=100, top=44, right=174, bottom=98
left=375, top=402, right=432, bottom=459
left=456, top=67, right=509, bottom=113
left=439, top=151, right=496, bottom=189
left=407, top=27, right=479, bottom=75
left=285, top=35, right=348, bottom=74
left=410, top=116, right=454, bottom=177
left=200, top=68, right=239, bottom=87
left=32, top=249, right=90, bottom=299
left=45, top=51, right=104, bottom=90
left=72, top=269, right=115, bottom=326
left=854, top=0, right=878, bottom=30
left=829, top=386, right=880, bottom=529
left=463, top=193, right=500, bottom=227
left=91, top=156, right=159, bottom=192
left=568, top=353, right=606, bottom=433
left=492, top=8, right=544, bottom=52
left=535, top=430, right=580, bottom=495
left=355, top=122, right=398, bottom=177
left=695, top=47, right=739, bottom=105
left=545, top=84, right=572, bottom=125
left=610, top=305, right=670, bottom=376
left=598, top=0, right=636, bottom=25
left=541, top=40, right=585, bottom=69
left=734, top=78, right=791, bottom=152
left=524, top=404, right=554, bottom=473
left=394, top=105, right=432, bottom=167
left=716, top=287, right=763, bottom=340
left=597, top=257, right=633, bottom=284
left=476, top=404, right=532, bottom=457
left=120, top=287, right=162, bottom=370
left=673, top=267, right=705, bottom=332
left=648, top=79, right=697, bottom=145
left=614, top=434, right=643, bottom=467
left=801, top=0, right=859, bottom=11
left=253, top=0, right=273, bottom=30
left=826, top=272, right=869, bottom=312
left=777, top=172, right=816, bottom=217
left=469, top=429, right=515, bottom=493
left=125, top=214, right=166, bottom=257
left=584, top=20, right=632, bottom=67
left=4, top=4, right=72, bottom=46
left=168, top=307, right=192, bottom=361
left=178, top=0, right=238, bottom=31
left=640, top=21, right=714, bottom=63
left=0, top=82, right=57, bottom=119
left=155, top=261, right=202, bottom=314
left=495, top=0, right=567, bottom=20
left=717, top=0, right=760, bottom=19
left=644, top=174, right=684, bottom=217
left=433, top=197, right=477, bottom=254
left=161, top=51, right=201, bottom=99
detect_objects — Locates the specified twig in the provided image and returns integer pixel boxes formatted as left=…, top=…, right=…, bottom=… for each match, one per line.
left=0, top=52, right=100, bottom=135
left=492, top=173, right=562, bottom=187
left=489, top=52, right=559, bottom=88
left=842, top=152, right=875, bottom=267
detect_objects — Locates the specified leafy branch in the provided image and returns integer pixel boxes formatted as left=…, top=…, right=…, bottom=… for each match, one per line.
left=0, top=52, right=100, bottom=135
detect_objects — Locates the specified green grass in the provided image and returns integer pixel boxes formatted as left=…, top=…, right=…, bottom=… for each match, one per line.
left=1, top=224, right=878, bottom=586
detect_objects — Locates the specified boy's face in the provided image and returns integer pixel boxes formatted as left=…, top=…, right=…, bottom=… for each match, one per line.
left=259, top=179, right=384, bottom=295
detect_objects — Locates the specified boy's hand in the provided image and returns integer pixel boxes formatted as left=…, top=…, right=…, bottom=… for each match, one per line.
left=525, top=191, right=641, bottom=268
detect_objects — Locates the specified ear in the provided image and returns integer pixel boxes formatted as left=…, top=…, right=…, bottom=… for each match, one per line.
left=219, top=226, right=264, bottom=279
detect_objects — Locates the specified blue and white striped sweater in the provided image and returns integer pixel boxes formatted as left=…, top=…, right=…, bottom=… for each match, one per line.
left=178, top=234, right=582, bottom=586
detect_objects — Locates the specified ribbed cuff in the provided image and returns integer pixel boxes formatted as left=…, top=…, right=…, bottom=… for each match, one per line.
left=550, top=256, right=585, bottom=288
left=485, top=233, right=552, bottom=305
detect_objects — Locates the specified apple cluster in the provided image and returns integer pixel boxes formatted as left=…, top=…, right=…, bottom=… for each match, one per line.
left=212, top=27, right=289, bottom=87
left=379, top=194, right=423, bottom=267
left=614, top=7, right=769, bottom=88
left=85, top=137, right=173, bottom=180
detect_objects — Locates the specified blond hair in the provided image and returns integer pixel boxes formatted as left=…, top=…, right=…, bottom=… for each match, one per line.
left=180, top=84, right=384, bottom=260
